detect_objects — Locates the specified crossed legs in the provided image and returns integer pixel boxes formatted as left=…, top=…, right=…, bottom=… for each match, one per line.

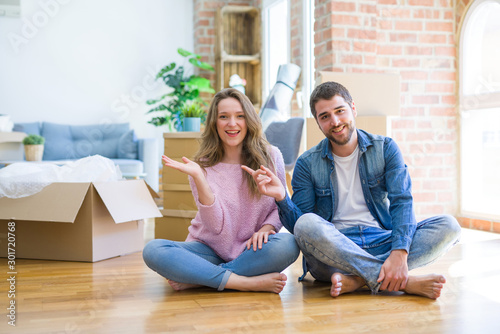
left=294, top=213, right=461, bottom=299
left=142, top=233, right=299, bottom=293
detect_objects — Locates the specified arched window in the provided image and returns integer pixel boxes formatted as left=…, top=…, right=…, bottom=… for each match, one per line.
left=460, top=0, right=500, bottom=219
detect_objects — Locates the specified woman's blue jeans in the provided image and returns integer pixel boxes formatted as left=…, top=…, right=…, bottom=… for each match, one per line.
left=294, top=213, right=462, bottom=293
left=142, top=233, right=300, bottom=291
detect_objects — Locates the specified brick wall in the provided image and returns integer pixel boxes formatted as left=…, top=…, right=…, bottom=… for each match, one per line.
left=311, top=0, right=458, bottom=222
left=456, top=0, right=472, bottom=30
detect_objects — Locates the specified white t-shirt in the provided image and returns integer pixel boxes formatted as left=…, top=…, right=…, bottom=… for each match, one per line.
left=332, top=146, right=380, bottom=230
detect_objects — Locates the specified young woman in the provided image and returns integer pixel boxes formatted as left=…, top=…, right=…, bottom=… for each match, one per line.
left=143, top=88, right=299, bottom=293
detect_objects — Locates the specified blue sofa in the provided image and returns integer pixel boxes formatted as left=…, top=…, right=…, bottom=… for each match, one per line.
left=12, top=122, right=159, bottom=192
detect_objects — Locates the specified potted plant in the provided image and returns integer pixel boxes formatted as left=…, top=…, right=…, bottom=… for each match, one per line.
left=180, top=102, right=206, bottom=132
left=22, top=134, right=45, bottom=161
left=146, top=48, right=215, bottom=132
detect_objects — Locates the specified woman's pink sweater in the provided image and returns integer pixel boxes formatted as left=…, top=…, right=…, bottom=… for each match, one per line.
left=185, top=146, right=286, bottom=261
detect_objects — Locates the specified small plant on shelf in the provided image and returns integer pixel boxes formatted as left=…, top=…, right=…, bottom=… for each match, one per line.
left=22, top=134, right=45, bottom=146
left=180, top=102, right=207, bottom=132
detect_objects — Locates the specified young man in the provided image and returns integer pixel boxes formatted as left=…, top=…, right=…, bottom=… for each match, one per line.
left=243, top=81, right=461, bottom=299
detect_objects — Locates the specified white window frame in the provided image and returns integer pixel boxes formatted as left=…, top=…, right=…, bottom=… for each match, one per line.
left=459, top=0, right=500, bottom=220
left=300, top=0, right=315, bottom=117
left=262, top=0, right=290, bottom=102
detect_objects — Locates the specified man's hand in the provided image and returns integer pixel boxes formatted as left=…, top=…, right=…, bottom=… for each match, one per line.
left=377, top=249, right=409, bottom=291
left=241, top=165, right=286, bottom=201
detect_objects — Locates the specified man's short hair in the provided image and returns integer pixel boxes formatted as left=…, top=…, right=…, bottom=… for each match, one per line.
left=309, top=81, right=353, bottom=119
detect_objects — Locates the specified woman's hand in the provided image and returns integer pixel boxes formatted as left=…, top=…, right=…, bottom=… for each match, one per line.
left=162, top=155, right=203, bottom=179
left=163, top=155, right=214, bottom=205
left=241, top=165, right=286, bottom=201
left=246, top=225, right=276, bottom=251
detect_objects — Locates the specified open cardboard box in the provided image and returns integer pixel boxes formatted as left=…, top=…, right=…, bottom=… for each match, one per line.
left=0, top=179, right=162, bottom=262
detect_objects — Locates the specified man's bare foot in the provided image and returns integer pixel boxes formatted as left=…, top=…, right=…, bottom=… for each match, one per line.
left=330, top=273, right=365, bottom=297
left=403, top=274, right=446, bottom=299
left=168, top=280, right=202, bottom=291
left=225, top=272, right=287, bottom=293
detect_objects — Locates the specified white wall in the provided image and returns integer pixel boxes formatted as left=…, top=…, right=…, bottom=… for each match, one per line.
left=0, top=0, right=193, bottom=139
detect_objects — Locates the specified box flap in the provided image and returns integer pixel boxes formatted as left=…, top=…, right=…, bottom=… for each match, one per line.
left=93, top=180, right=162, bottom=224
left=0, top=182, right=91, bottom=222
left=145, top=182, right=160, bottom=198
left=0, top=131, right=26, bottom=143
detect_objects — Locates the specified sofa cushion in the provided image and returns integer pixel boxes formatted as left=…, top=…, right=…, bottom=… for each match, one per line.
left=13, top=122, right=41, bottom=136
left=41, top=122, right=131, bottom=160
left=41, top=122, right=75, bottom=160
left=117, top=129, right=138, bottom=159
left=70, top=123, right=129, bottom=159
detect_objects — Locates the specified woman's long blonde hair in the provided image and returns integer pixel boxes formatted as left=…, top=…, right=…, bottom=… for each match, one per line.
left=194, top=88, right=274, bottom=196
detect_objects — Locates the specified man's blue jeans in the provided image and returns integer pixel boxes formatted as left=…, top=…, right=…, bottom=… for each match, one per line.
left=143, top=233, right=300, bottom=291
left=294, top=213, right=461, bottom=293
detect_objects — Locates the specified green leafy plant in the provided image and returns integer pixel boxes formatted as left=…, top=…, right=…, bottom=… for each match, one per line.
left=146, top=48, right=215, bottom=131
left=181, top=102, right=206, bottom=119
left=22, top=134, right=45, bottom=145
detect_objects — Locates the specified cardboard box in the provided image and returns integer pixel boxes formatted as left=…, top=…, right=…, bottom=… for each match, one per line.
left=315, top=71, right=401, bottom=117
left=0, top=180, right=162, bottom=262
left=155, top=209, right=196, bottom=241
left=306, top=116, right=392, bottom=150
left=163, top=132, right=201, bottom=158
left=163, top=186, right=197, bottom=211
left=0, top=131, right=26, bottom=160
left=162, top=162, right=190, bottom=185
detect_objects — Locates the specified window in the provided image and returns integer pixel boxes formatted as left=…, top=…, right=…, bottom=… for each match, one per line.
left=460, top=0, right=500, bottom=219
left=301, top=0, right=315, bottom=117
left=263, top=0, right=315, bottom=118
left=263, top=0, right=290, bottom=102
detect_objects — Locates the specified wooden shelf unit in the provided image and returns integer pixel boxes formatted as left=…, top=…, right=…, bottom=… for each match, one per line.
left=216, top=5, right=261, bottom=107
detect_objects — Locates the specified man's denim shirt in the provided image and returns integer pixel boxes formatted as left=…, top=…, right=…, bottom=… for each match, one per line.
left=276, top=129, right=417, bottom=253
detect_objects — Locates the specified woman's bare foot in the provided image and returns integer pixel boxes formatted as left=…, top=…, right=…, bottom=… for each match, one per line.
left=225, top=272, right=287, bottom=293
left=330, top=273, right=365, bottom=297
left=403, top=274, right=446, bottom=299
left=168, top=280, right=202, bottom=291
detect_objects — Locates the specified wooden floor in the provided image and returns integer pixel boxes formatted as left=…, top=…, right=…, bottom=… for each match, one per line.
left=1, top=228, right=500, bottom=334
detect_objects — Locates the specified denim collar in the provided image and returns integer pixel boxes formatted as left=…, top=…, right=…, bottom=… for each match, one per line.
left=320, top=128, right=374, bottom=160
left=356, top=129, right=373, bottom=153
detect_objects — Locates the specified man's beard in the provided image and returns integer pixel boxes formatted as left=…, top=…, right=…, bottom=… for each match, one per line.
left=323, top=121, right=355, bottom=146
